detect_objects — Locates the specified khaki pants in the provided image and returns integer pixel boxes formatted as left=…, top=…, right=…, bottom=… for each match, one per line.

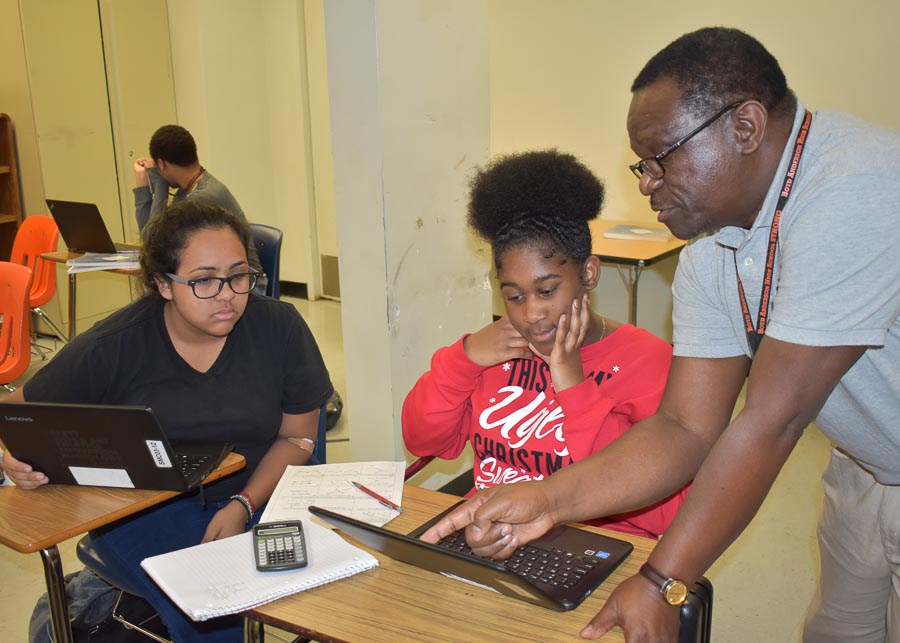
left=804, top=448, right=900, bottom=643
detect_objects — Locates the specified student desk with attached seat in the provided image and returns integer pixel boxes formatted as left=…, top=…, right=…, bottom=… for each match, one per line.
left=244, top=485, right=658, bottom=643
left=590, top=220, right=686, bottom=326
left=41, top=250, right=140, bottom=340
left=0, top=452, right=245, bottom=643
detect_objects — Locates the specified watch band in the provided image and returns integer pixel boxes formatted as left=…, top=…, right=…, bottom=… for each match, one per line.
left=638, top=562, right=668, bottom=587
left=638, top=562, right=689, bottom=606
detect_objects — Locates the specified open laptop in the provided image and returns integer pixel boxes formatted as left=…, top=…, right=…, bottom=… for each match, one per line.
left=0, top=402, right=232, bottom=491
left=309, top=503, right=633, bottom=611
left=46, top=199, right=141, bottom=254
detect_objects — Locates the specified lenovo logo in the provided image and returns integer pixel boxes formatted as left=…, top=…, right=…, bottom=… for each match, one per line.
left=4, top=416, right=33, bottom=422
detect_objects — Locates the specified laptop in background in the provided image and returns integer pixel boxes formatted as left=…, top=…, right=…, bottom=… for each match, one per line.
left=46, top=199, right=140, bottom=254
left=309, top=503, right=633, bottom=611
left=0, top=402, right=232, bottom=492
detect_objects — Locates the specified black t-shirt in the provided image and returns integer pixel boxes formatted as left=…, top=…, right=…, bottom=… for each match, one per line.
left=24, top=294, right=333, bottom=500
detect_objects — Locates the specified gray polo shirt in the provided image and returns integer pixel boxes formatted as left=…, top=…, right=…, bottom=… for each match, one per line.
left=672, top=103, right=900, bottom=484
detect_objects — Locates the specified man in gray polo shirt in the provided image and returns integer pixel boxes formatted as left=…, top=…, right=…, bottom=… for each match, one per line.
left=422, top=27, right=900, bottom=642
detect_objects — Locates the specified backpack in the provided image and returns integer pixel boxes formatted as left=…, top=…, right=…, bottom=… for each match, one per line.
left=29, top=568, right=167, bottom=642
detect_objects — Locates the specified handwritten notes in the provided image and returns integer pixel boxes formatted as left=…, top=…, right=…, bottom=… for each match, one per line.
left=261, top=461, right=406, bottom=526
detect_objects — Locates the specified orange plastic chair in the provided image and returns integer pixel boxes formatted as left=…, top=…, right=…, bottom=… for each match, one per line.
left=9, top=215, right=67, bottom=345
left=0, top=262, right=33, bottom=392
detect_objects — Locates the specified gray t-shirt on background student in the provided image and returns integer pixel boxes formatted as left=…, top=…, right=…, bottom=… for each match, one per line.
left=672, top=103, right=900, bottom=484
left=133, top=167, right=264, bottom=280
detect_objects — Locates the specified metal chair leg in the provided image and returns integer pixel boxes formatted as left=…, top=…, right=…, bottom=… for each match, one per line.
left=32, top=307, right=68, bottom=344
left=244, top=616, right=265, bottom=642
left=109, top=590, right=172, bottom=643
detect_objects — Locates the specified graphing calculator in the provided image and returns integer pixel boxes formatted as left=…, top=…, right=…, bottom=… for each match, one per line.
left=253, top=521, right=308, bottom=571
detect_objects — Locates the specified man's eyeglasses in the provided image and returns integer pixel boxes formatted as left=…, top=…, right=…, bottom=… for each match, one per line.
left=165, top=270, right=259, bottom=299
left=629, top=100, right=743, bottom=180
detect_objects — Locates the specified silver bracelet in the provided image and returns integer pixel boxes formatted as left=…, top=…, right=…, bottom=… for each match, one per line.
left=229, top=493, right=253, bottom=523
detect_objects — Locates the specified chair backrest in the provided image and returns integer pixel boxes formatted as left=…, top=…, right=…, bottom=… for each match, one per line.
left=249, top=223, right=283, bottom=299
left=0, top=262, right=33, bottom=385
left=404, top=456, right=435, bottom=481
left=9, top=215, right=60, bottom=308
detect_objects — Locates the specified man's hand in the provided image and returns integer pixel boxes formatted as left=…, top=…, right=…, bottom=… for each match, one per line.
left=133, top=157, right=155, bottom=187
left=463, top=317, right=533, bottom=367
left=201, top=501, right=248, bottom=543
left=529, top=294, right=591, bottom=392
left=419, top=481, right=558, bottom=559
left=579, top=573, right=681, bottom=641
left=1, top=451, right=49, bottom=490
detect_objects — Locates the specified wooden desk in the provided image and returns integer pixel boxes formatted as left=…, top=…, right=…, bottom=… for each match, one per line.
left=245, top=485, right=654, bottom=642
left=41, top=250, right=140, bottom=340
left=0, top=452, right=245, bottom=643
left=590, top=220, right=686, bottom=326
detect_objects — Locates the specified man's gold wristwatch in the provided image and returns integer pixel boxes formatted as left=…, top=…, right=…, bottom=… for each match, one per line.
left=638, top=562, right=689, bottom=606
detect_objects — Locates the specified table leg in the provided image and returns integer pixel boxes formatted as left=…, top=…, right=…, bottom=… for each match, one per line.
left=40, top=545, right=74, bottom=643
left=67, top=273, right=77, bottom=341
left=615, top=261, right=645, bottom=326
left=244, top=615, right=265, bottom=642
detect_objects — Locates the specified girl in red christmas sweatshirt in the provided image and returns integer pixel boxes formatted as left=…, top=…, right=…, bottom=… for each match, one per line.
left=402, top=150, right=687, bottom=538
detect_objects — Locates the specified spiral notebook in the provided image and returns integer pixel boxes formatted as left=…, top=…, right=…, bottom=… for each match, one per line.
left=141, top=518, right=378, bottom=621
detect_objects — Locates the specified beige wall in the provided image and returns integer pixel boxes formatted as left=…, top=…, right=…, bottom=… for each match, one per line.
left=166, top=0, right=324, bottom=293
left=488, top=0, right=900, bottom=339
left=0, top=0, right=44, bottom=218
left=325, top=0, right=491, bottom=473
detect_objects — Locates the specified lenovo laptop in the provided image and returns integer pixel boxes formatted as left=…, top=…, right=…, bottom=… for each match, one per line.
left=0, top=402, right=232, bottom=491
left=46, top=199, right=140, bottom=254
left=309, top=503, right=633, bottom=611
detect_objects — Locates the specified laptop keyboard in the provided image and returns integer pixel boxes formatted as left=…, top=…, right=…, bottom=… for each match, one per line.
left=175, top=453, right=212, bottom=478
left=437, top=530, right=602, bottom=591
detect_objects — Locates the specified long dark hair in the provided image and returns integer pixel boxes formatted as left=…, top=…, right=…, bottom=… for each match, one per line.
left=139, top=199, right=252, bottom=298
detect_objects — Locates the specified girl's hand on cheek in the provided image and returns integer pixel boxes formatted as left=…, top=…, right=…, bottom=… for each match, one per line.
left=547, top=295, right=589, bottom=392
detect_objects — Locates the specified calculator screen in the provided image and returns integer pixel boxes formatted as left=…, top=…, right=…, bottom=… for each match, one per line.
left=257, top=526, right=298, bottom=536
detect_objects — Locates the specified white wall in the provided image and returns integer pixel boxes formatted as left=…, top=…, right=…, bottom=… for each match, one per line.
left=0, top=0, right=44, bottom=218
left=166, top=0, right=320, bottom=291
left=324, top=0, right=491, bottom=473
left=15, top=0, right=177, bottom=332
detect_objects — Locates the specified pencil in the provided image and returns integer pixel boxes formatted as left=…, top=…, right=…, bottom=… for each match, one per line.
left=351, top=480, right=404, bottom=513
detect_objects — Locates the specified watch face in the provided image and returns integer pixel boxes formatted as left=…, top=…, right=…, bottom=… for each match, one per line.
left=664, top=579, right=689, bottom=606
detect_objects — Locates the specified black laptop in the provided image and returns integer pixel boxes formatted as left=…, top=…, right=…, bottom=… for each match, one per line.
left=309, top=502, right=633, bottom=611
left=46, top=199, right=140, bottom=254
left=0, top=402, right=232, bottom=492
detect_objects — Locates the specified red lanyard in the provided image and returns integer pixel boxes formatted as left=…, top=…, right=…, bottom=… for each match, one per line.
left=734, top=110, right=812, bottom=355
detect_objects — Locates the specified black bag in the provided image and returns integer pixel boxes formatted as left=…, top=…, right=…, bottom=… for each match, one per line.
left=30, top=569, right=116, bottom=642
left=29, top=568, right=167, bottom=642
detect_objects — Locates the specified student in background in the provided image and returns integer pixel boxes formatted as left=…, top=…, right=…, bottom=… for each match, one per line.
left=403, top=149, right=685, bottom=539
left=132, top=124, right=265, bottom=291
left=3, top=200, right=333, bottom=642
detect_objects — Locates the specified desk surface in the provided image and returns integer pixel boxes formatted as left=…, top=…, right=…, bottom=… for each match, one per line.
left=590, top=219, right=686, bottom=266
left=248, top=485, right=654, bottom=642
left=0, top=452, right=245, bottom=553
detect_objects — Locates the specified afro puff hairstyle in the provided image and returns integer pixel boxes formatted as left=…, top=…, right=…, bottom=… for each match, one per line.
left=467, top=149, right=604, bottom=271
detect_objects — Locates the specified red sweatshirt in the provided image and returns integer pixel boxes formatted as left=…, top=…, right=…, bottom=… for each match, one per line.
left=402, top=324, right=687, bottom=538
